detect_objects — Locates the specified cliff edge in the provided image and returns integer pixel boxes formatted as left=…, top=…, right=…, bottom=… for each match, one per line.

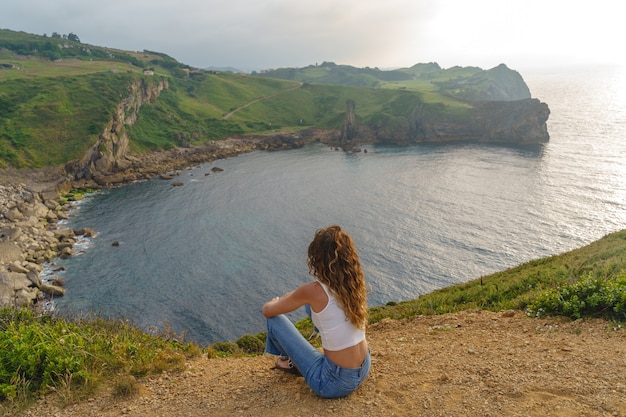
left=21, top=310, right=626, bottom=417
left=337, top=97, right=549, bottom=150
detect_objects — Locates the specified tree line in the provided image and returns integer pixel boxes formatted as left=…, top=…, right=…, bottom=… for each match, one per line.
left=45, top=32, right=81, bottom=43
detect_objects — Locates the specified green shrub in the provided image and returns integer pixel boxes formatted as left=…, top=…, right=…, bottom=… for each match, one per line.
left=236, top=334, right=265, bottom=354
left=209, top=341, right=241, bottom=355
left=527, top=270, right=626, bottom=320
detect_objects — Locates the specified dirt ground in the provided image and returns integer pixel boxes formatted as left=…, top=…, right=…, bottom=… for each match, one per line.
left=20, top=309, right=626, bottom=417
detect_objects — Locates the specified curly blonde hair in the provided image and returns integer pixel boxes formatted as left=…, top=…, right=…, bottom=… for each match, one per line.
left=307, top=225, right=367, bottom=329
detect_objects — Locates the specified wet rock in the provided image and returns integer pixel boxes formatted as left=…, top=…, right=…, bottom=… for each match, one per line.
left=74, top=227, right=97, bottom=237
left=40, top=283, right=66, bottom=297
left=57, top=241, right=74, bottom=251
left=59, top=247, right=74, bottom=259
left=52, top=226, right=75, bottom=240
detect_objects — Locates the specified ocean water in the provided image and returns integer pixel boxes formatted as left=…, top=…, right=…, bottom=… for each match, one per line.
left=49, top=65, right=626, bottom=345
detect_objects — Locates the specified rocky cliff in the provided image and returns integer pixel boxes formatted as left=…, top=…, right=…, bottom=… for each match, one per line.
left=66, top=77, right=169, bottom=181
left=406, top=98, right=550, bottom=144
left=338, top=97, right=550, bottom=149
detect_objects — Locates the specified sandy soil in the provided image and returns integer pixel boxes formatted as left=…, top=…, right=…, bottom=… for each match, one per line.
left=21, top=310, right=626, bottom=417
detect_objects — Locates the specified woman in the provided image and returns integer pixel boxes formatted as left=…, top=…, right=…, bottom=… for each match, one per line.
left=262, top=225, right=370, bottom=398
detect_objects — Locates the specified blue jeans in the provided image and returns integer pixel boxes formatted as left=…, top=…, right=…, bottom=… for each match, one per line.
left=265, top=308, right=370, bottom=399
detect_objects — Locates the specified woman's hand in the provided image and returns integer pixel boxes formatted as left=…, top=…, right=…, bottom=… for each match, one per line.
left=262, top=282, right=319, bottom=318
left=262, top=294, right=289, bottom=318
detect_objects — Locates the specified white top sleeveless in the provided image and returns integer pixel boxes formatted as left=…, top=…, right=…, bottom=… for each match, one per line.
left=311, top=282, right=366, bottom=351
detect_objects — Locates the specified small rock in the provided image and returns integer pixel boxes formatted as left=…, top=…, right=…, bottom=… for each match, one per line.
left=26, top=270, right=42, bottom=288
left=8, top=261, right=29, bottom=274
left=59, top=247, right=74, bottom=258
left=40, top=283, right=66, bottom=296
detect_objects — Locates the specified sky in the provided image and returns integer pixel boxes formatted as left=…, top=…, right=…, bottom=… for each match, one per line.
left=2, top=0, right=624, bottom=72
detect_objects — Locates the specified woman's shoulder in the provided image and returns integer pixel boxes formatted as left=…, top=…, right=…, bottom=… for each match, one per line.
left=298, top=281, right=328, bottom=310
left=298, top=281, right=325, bottom=296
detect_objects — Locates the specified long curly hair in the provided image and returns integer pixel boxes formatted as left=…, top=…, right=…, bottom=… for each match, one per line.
left=307, top=225, right=367, bottom=329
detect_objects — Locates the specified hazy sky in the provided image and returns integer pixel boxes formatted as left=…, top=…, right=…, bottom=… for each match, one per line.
left=2, top=0, right=623, bottom=71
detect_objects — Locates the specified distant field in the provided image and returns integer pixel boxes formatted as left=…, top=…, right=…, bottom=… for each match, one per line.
left=0, top=57, right=143, bottom=80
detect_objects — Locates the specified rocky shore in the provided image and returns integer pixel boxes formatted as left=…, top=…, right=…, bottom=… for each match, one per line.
left=0, top=133, right=325, bottom=309
left=0, top=183, right=81, bottom=307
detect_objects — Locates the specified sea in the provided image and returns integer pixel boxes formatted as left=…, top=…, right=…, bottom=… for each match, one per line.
left=46, top=65, right=626, bottom=345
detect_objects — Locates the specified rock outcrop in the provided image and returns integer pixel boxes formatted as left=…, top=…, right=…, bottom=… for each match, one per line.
left=340, top=100, right=358, bottom=142
left=337, top=98, right=550, bottom=149
left=403, top=98, right=550, bottom=145
left=67, top=77, right=169, bottom=182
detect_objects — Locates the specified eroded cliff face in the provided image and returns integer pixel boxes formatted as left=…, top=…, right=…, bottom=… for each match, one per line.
left=68, top=77, right=169, bottom=180
left=403, top=98, right=550, bottom=144
left=338, top=98, right=550, bottom=148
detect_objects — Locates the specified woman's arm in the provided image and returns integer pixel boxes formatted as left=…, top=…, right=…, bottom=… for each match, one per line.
left=262, top=282, right=317, bottom=318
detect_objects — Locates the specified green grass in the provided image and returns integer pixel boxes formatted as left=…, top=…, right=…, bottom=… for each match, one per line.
left=367, top=229, right=626, bottom=323
left=0, top=71, right=147, bottom=167
left=0, top=309, right=200, bottom=414
left=0, top=57, right=142, bottom=80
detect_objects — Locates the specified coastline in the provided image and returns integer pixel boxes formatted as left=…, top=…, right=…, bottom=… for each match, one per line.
left=0, top=125, right=554, bottom=311
left=0, top=133, right=327, bottom=309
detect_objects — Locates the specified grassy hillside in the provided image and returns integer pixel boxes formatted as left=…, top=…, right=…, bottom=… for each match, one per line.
left=255, top=61, right=413, bottom=87
left=0, top=71, right=143, bottom=166
left=368, top=229, right=626, bottom=323
left=0, top=28, right=482, bottom=169
left=257, top=61, right=531, bottom=102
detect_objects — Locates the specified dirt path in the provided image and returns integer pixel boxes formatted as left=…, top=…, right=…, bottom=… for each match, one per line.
left=221, top=82, right=303, bottom=120
left=22, top=310, right=626, bottom=416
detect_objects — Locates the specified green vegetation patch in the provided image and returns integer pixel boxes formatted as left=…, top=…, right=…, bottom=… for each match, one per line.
left=368, top=230, right=626, bottom=323
left=528, top=270, right=626, bottom=320
left=0, top=309, right=200, bottom=403
left=0, top=72, right=141, bottom=167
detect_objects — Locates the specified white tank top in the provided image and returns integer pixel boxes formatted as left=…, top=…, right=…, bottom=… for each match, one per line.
left=311, top=282, right=366, bottom=351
